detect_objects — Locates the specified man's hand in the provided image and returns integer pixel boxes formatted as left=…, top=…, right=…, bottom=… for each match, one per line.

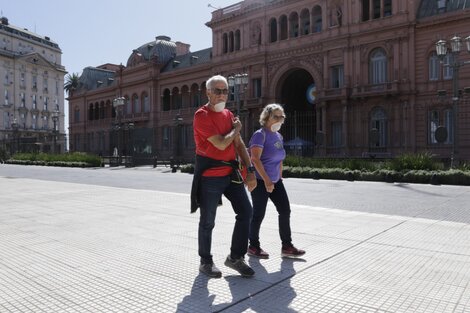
left=232, top=117, right=242, bottom=133
left=245, top=172, right=257, bottom=192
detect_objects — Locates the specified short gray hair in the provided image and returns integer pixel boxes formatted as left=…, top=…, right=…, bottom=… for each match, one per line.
left=259, top=103, right=285, bottom=126
left=206, top=75, right=228, bottom=90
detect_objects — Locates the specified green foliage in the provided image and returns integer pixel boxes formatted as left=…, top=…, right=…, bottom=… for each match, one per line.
left=8, top=152, right=101, bottom=167
left=389, top=152, right=441, bottom=171
left=284, top=155, right=381, bottom=171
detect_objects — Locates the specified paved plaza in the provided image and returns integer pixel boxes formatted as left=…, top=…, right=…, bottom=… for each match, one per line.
left=0, top=167, right=469, bottom=312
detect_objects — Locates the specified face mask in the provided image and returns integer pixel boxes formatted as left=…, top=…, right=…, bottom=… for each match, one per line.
left=271, top=122, right=282, bottom=132
left=213, top=101, right=225, bottom=112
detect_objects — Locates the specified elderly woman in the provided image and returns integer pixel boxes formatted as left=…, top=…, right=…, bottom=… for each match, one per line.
left=247, top=103, right=306, bottom=259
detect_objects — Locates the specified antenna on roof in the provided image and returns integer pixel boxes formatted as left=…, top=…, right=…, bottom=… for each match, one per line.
left=208, top=3, right=220, bottom=10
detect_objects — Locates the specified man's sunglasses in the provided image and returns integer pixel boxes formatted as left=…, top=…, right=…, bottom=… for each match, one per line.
left=212, top=88, right=229, bottom=95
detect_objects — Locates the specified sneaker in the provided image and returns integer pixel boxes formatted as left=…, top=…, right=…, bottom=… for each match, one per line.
left=224, top=255, right=255, bottom=277
left=247, top=246, right=270, bottom=259
left=281, top=245, right=306, bottom=258
left=199, top=263, right=222, bottom=278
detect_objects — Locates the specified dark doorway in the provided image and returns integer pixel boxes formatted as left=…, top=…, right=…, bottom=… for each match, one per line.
left=278, top=69, right=316, bottom=156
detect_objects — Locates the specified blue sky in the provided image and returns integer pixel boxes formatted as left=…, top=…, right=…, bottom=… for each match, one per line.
left=1, top=0, right=237, bottom=76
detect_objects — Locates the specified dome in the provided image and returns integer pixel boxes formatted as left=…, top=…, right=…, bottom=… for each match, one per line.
left=126, top=35, right=177, bottom=67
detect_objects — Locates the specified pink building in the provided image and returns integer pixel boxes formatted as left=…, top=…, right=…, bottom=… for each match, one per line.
left=68, top=0, right=470, bottom=165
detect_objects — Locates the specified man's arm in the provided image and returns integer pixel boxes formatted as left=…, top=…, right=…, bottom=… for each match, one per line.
left=234, top=135, right=257, bottom=192
left=207, top=117, right=241, bottom=150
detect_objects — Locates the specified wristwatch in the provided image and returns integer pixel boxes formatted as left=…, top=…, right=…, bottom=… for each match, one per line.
left=247, top=166, right=256, bottom=173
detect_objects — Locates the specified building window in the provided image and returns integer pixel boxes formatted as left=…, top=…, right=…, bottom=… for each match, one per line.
left=331, top=65, right=344, bottom=88
left=32, top=75, right=37, bottom=89
left=133, top=94, right=140, bottom=113
left=313, top=6, right=322, bottom=32
left=429, top=52, right=439, bottom=81
left=371, top=108, right=387, bottom=147
left=4, top=89, right=8, bottom=106
left=443, top=54, right=454, bottom=80
left=229, top=31, right=234, bottom=52
left=32, top=114, right=37, bottom=129
left=429, top=110, right=439, bottom=144
left=279, top=15, right=288, bottom=40
left=289, top=12, right=299, bottom=38
left=74, top=108, right=80, bottom=123
left=269, top=18, right=277, bottom=42
left=32, top=94, right=37, bottom=109
left=20, top=72, right=26, bottom=89
left=163, top=126, right=170, bottom=149
left=235, top=30, right=241, bottom=51
left=20, top=92, right=25, bottom=107
left=125, top=97, right=131, bottom=115
left=162, top=89, right=171, bottom=111
left=369, top=48, right=387, bottom=84
left=223, top=33, right=228, bottom=53
left=252, top=78, right=262, bottom=98
left=363, top=0, right=392, bottom=21
left=331, top=121, right=342, bottom=147
left=44, top=97, right=48, bottom=111
left=300, top=9, right=310, bottom=35
left=143, top=93, right=150, bottom=112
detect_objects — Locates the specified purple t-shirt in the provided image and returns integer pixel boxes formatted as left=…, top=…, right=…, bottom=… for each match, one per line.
left=249, top=128, right=286, bottom=183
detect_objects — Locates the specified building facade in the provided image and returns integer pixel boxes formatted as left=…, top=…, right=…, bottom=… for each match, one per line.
left=0, top=17, right=66, bottom=155
left=68, top=0, right=470, bottom=164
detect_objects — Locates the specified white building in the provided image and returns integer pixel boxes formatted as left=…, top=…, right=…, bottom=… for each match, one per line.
left=0, top=16, right=66, bottom=155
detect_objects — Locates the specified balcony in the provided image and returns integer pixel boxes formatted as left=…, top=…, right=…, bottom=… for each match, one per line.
left=351, top=81, right=400, bottom=99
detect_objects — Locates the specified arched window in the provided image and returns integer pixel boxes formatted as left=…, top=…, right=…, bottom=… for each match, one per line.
left=190, top=83, right=200, bottom=108
left=162, top=89, right=171, bottom=111
left=289, top=12, right=299, bottom=38
left=279, top=15, right=288, bottom=40
left=370, top=107, right=387, bottom=147
left=74, top=107, right=80, bottom=123
left=300, top=9, right=310, bottom=35
left=171, top=87, right=180, bottom=110
left=100, top=101, right=105, bottom=119
left=181, top=85, right=190, bottom=108
left=429, top=52, right=439, bottom=81
left=369, top=48, right=387, bottom=84
left=229, top=31, right=234, bottom=52
left=269, top=18, right=278, bottom=42
left=312, top=6, right=322, bottom=32
left=200, top=82, right=208, bottom=104
left=235, top=30, right=241, bottom=50
left=89, top=103, right=94, bottom=121
left=223, top=33, right=228, bottom=53
left=142, top=93, right=150, bottom=113
left=94, top=103, right=99, bottom=120
left=443, top=54, right=454, bottom=80
left=133, top=94, right=140, bottom=113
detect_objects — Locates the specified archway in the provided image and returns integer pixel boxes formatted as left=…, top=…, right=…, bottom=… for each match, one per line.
left=277, top=68, right=316, bottom=156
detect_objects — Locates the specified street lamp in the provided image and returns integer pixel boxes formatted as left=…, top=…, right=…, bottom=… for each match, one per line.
left=227, top=73, right=249, bottom=116
left=51, top=109, right=59, bottom=154
left=435, top=35, right=470, bottom=168
left=11, top=118, right=19, bottom=155
left=172, top=113, right=184, bottom=172
left=112, top=97, right=126, bottom=164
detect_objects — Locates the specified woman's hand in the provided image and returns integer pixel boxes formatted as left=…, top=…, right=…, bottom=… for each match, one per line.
left=264, top=180, right=274, bottom=193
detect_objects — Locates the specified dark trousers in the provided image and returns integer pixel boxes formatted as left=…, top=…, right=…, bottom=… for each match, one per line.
left=198, top=175, right=252, bottom=265
left=249, top=179, right=292, bottom=248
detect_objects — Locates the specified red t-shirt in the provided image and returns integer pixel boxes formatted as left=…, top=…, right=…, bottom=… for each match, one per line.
left=193, top=105, right=235, bottom=177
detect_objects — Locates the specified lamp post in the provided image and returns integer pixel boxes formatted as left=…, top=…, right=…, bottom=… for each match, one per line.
left=51, top=109, right=59, bottom=154
left=113, top=97, right=125, bottom=164
left=227, top=73, right=249, bottom=116
left=172, top=113, right=183, bottom=172
left=11, top=118, right=19, bottom=155
left=435, top=35, right=470, bottom=168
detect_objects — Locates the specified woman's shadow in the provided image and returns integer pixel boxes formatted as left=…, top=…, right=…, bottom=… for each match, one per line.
left=176, top=273, right=217, bottom=313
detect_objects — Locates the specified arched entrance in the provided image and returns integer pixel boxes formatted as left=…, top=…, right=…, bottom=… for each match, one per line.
left=277, top=68, right=316, bottom=156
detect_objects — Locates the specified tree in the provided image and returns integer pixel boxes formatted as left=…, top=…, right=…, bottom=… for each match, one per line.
left=64, top=73, right=79, bottom=96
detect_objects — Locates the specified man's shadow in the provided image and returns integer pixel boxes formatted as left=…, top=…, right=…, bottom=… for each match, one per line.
left=213, top=257, right=304, bottom=312
left=176, top=273, right=216, bottom=313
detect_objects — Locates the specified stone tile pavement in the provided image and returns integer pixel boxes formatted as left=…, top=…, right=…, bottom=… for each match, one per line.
left=0, top=176, right=469, bottom=312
